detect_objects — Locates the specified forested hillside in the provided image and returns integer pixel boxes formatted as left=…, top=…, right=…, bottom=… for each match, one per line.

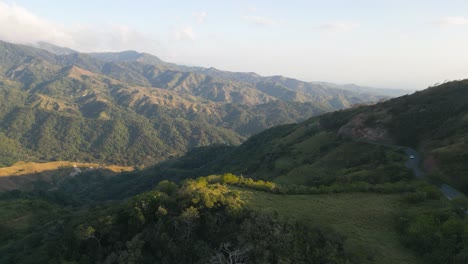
left=321, top=80, right=468, bottom=192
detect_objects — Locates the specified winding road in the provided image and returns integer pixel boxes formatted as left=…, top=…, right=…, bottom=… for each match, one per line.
left=362, top=140, right=465, bottom=201
left=403, top=148, right=465, bottom=200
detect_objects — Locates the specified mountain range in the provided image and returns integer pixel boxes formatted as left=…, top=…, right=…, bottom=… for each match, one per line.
left=0, top=40, right=401, bottom=166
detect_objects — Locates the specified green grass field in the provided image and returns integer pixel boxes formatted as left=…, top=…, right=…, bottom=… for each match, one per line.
left=241, top=190, right=422, bottom=264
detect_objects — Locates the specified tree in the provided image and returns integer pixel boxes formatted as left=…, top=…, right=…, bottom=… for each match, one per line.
left=180, top=206, right=200, bottom=241
left=76, top=224, right=101, bottom=249
left=211, top=242, right=249, bottom=264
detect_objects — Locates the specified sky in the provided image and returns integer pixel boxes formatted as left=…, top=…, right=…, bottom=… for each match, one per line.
left=1, top=0, right=468, bottom=89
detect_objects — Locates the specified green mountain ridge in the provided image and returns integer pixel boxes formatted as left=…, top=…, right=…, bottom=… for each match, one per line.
left=35, top=41, right=404, bottom=98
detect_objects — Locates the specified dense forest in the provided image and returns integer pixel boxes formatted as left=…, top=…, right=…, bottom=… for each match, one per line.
left=1, top=176, right=358, bottom=264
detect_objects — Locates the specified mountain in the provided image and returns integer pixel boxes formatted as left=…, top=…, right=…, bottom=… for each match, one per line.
left=25, top=42, right=391, bottom=103
left=88, top=50, right=165, bottom=65
left=90, top=51, right=407, bottom=98
left=0, top=40, right=386, bottom=167
left=337, top=83, right=413, bottom=97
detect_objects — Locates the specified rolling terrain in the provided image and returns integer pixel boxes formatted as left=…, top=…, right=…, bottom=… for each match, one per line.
left=0, top=80, right=466, bottom=264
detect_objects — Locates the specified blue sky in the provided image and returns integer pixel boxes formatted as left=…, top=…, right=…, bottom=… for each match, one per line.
left=1, top=0, right=468, bottom=89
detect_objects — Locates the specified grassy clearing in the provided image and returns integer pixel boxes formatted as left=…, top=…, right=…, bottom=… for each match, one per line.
left=240, top=189, right=422, bottom=264
left=0, top=161, right=133, bottom=177
left=0, top=161, right=134, bottom=191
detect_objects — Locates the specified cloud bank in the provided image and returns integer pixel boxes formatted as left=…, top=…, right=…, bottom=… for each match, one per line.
left=0, top=1, right=159, bottom=52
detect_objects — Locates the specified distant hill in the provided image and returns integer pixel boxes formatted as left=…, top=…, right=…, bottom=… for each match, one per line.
left=88, top=50, right=165, bottom=65
left=318, top=82, right=412, bottom=97
left=28, top=41, right=409, bottom=97
left=238, top=80, right=468, bottom=192
left=0, top=40, right=386, bottom=166
left=332, top=80, right=468, bottom=192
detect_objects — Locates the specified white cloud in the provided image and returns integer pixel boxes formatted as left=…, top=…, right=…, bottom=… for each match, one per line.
left=0, top=1, right=159, bottom=52
left=434, top=17, right=468, bottom=26
left=0, top=2, right=67, bottom=45
left=318, top=21, right=360, bottom=32
left=193, top=11, right=207, bottom=24
left=246, top=6, right=257, bottom=13
left=172, top=25, right=196, bottom=41
left=243, top=15, right=276, bottom=26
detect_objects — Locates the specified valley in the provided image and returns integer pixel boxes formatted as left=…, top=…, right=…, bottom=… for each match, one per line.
left=0, top=14, right=466, bottom=263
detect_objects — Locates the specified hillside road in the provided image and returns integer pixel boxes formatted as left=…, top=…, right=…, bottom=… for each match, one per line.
left=362, top=140, right=465, bottom=201
left=403, top=148, right=464, bottom=200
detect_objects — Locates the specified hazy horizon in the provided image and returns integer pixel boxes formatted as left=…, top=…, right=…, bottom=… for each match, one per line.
left=1, top=0, right=467, bottom=90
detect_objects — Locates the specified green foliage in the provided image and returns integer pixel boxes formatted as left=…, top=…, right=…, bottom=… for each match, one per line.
left=0, top=178, right=356, bottom=264
left=0, top=106, right=244, bottom=166
left=213, top=173, right=428, bottom=195
left=0, top=198, right=72, bottom=264
left=400, top=185, right=442, bottom=204
left=0, top=132, right=31, bottom=167
left=397, top=207, right=468, bottom=264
